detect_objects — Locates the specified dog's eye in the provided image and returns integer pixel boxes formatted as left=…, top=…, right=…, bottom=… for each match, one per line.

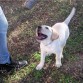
left=45, top=27, right=49, bottom=29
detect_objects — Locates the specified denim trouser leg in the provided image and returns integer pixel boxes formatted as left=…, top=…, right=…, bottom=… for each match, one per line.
left=0, top=6, right=10, bottom=64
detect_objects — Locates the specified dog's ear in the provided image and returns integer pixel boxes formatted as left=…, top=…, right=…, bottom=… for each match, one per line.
left=51, top=29, right=59, bottom=41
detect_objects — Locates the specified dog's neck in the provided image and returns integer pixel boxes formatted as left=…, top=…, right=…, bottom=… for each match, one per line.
left=40, top=39, right=52, bottom=46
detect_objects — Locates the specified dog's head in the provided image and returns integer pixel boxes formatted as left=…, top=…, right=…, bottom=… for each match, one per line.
left=36, top=25, right=59, bottom=42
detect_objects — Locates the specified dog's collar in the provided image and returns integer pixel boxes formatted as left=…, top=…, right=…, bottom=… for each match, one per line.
left=44, top=40, right=53, bottom=46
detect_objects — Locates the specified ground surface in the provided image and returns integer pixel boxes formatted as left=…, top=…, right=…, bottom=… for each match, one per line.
left=0, top=0, right=83, bottom=83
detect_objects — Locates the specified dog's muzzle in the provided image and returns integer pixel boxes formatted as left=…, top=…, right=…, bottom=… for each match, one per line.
left=36, top=26, right=48, bottom=40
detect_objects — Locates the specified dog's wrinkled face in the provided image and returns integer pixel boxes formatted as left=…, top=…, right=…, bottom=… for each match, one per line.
left=36, top=25, right=52, bottom=41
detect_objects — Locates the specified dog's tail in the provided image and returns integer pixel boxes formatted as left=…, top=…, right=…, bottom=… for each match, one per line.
left=64, top=7, right=76, bottom=25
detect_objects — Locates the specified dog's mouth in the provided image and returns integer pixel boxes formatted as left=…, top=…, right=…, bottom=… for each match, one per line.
left=36, top=32, right=48, bottom=40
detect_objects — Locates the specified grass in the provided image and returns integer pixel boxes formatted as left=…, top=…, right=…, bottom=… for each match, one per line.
left=52, top=71, right=78, bottom=83
left=0, top=0, right=83, bottom=83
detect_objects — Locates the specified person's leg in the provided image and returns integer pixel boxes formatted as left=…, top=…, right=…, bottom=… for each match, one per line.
left=0, top=6, right=27, bottom=74
left=0, top=6, right=10, bottom=64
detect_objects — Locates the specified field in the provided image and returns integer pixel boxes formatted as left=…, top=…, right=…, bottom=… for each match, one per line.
left=0, top=0, right=83, bottom=83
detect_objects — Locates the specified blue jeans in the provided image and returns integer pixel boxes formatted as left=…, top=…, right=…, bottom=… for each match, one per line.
left=0, top=6, right=10, bottom=64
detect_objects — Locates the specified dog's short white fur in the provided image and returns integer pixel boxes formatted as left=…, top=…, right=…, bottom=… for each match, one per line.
left=36, top=7, right=76, bottom=70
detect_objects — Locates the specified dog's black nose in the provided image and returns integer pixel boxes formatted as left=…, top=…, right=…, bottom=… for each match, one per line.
left=38, top=26, right=42, bottom=30
left=38, top=26, right=42, bottom=32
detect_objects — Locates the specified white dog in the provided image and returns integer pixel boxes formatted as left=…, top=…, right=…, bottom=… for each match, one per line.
left=36, top=7, right=76, bottom=70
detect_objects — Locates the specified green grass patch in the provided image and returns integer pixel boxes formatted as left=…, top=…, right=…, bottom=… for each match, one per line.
left=7, top=63, right=36, bottom=83
left=52, top=70, right=78, bottom=83
left=33, top=52, right=40, bottom=61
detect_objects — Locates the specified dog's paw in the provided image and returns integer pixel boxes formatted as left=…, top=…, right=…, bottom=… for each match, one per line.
left=55, top=63, right=62, bottom=68
left=36, top=63, right=43, bottom=70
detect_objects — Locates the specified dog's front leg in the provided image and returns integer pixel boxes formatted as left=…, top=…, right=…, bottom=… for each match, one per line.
left=36, top=51, right=46, bottom=70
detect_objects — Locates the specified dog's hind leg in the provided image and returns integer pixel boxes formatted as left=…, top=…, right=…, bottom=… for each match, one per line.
left=61, top=40, right=67, bottom=58
left=55, top=49, right=62, bottom=68
left=60, top=48, right=64, bottom=58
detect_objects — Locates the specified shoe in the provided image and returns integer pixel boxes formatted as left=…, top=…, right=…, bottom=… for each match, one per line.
left=0, top=58, right=28, bottom=74
left=23, top=0, right=37, bottom=9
